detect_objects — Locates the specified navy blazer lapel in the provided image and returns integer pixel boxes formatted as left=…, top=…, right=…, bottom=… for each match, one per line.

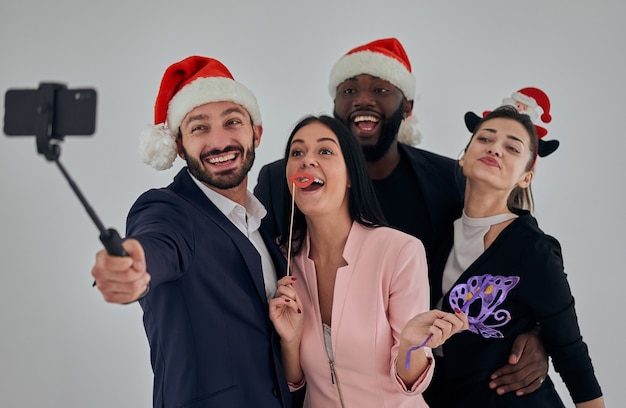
left=169, top=169, right=269, bottom=304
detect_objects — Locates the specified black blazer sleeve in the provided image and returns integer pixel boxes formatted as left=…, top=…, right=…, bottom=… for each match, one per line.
left=255, top=158, right=289, bottom=240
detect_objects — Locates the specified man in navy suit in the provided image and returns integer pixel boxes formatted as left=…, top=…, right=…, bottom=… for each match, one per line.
left=254, top=38, right=549, bottom=402
left=92, top=56, right=291, bottom=408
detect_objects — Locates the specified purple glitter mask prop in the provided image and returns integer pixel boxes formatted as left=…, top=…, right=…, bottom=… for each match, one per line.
left=448, top=274, right=520, bottom=339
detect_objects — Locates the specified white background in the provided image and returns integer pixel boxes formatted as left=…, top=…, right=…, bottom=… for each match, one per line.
left=0, top=1, right=622, bottom=407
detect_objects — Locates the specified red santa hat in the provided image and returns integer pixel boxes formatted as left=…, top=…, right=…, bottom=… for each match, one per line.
left=328, top=37, right=421, bottom=146
left=140, top=55, right=262, bottom=170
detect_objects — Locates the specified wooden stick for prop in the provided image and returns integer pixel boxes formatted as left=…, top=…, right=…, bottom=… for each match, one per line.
left=286, top=182, right=296, bottom=276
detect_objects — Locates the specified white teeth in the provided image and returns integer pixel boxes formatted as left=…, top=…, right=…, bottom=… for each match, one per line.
left=354, top=115, right=379, bottom=123
left=208, top=153, right=236, bottom=164
left=296, top=176, right=324, bottom=186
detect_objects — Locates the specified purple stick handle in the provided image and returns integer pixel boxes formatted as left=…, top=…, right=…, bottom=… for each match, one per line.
left=404, top=333, right=433, bottom=369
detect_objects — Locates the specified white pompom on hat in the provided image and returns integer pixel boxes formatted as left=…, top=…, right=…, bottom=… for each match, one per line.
left=328, top=37, right=421, bottom=146
left=140, top=56, right=262, bottom=170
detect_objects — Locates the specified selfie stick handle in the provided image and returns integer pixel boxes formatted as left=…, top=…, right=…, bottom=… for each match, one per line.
left=54, top=155, right=127, bottom=292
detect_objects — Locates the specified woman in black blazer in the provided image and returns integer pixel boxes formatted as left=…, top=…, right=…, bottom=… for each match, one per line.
left=424, top=106, right=604, bottom=408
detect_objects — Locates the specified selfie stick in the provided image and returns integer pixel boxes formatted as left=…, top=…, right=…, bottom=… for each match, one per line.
left=49, top=146, right=127, bottom=257
left=33, top=83, right=127, bottom=257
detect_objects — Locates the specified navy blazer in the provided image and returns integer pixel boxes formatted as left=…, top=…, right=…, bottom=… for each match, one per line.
left=254, top=143, right=464, bottom=307
left=128, top=168, right=291, bottom=408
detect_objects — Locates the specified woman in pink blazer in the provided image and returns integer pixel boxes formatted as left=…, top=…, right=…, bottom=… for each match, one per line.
left=269, top=115, right=467, bottom=407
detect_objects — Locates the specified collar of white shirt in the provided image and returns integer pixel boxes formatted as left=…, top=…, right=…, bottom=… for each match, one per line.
left=187, top=170, right=267, bottom=236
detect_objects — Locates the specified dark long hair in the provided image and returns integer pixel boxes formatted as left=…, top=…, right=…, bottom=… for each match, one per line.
left=278, top=115, right=387, bottom=254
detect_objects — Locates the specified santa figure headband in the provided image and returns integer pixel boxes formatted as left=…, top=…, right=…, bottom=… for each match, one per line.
left=464, top=86, right=560, bottom=162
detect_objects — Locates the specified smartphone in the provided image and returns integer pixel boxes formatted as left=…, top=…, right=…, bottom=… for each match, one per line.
left=4, top=85, right=97, bottom=137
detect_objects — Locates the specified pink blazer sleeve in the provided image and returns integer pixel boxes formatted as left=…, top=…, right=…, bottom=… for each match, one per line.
left=386, top=234, right=434, bottom=394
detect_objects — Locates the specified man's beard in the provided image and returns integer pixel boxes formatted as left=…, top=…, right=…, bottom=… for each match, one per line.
left=184, top=144, right=256, bottom=190
left=334, top=103, right=404, bottom=162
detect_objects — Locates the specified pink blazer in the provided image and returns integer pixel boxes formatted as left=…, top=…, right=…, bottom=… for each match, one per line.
left=292, top=222, right=434, bottom=407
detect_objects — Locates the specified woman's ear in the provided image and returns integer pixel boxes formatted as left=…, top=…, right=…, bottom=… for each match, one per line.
left=458, top=150, right=465, bottom=167
left=517, top=171, right=534, bottom=189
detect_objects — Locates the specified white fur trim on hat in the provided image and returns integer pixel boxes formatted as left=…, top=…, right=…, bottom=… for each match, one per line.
left=328, top=51, right=416, bottom=99
left=397, top=115, right=422, bottom=146
left=168, top=76, right=262, bottom=132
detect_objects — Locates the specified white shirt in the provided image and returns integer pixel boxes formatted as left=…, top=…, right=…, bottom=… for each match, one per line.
left=437, top=210, right=519, bottom=306
left=189, top=172, right=278, bottom=301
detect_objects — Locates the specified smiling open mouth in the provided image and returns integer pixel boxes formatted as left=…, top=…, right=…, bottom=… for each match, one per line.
left=353, top=115, right=380, bottom=131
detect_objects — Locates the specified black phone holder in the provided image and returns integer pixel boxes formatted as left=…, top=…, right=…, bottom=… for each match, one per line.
left=34, top=83, right=83, bottom=161
left=4, top=82, right=127, bottom=257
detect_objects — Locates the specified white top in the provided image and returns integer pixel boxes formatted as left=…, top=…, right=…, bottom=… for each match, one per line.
left=440, top=211, right=518, bottom=304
